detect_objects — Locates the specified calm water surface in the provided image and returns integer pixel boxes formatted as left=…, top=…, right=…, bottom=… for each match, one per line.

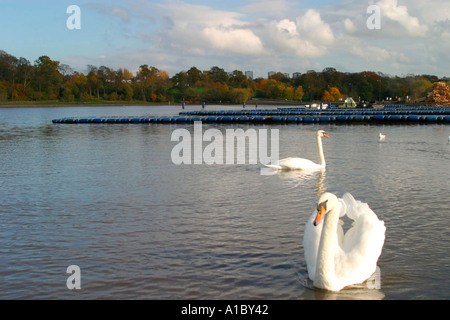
left=0, top=105, right=449, bottom=299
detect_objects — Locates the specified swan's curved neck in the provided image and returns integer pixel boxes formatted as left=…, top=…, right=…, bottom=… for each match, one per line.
left=317, top=135, right=326, bottom=167
left=314, top=205, right=339, bottom=289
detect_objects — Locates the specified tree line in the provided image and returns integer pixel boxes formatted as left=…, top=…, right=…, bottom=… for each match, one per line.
left=0, top=50, right=448, bottom=104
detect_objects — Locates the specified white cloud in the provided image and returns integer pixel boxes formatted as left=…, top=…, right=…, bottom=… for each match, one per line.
left=202, top=27, right=265, bottom=55
left=154, top=1, right=265, bottom=56
left=160, top=1, right=242, bottom=28
left=376, top=0, right=428, bottom=37
left=241, top=0, right=291, bottom=14
left=82, top=0, right=449, bottom=77
left=297, top=9, right=335, bottom=45
left=86, top=3, right=131, bottom=23
left=344, top=18, right=357, bottom=33
left=353, top=45, right=391, bottom=62
left=266, top=9, right=335, bottom=58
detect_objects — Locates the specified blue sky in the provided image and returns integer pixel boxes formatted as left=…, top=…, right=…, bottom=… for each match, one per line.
left=1, top=0, right=449, bottom=78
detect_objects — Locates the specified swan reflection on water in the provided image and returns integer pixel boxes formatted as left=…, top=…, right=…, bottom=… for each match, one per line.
left=298, top=251, right=386, bottom=300
left=300, top=282, right=386, bottom=300
left=260, top=167, right=327, bottom=197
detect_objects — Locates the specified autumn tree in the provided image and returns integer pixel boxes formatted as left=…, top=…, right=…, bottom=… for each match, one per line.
left=411, top=78, right=433, bottom=101
left=0, top=50, right=448, bottom=104
left=322, top=86, right=343, bottom=101
left=294, top=86, right=304, bottom=101
left=14, top=57, right=33, bottom=100
left=229, top=88, right=252, bottom=104
left=137, top=64, right=158, bottom=101
left=32, top=56, right=62, bottom=100
left=87, top=65, right=98, bottom=99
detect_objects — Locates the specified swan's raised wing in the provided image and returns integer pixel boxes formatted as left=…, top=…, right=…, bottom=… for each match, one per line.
left=335, top=193, right=386, bottom=286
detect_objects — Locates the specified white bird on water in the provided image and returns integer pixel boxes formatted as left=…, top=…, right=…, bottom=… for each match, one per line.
left=379, top=133, right=386, bottom=141
left=303, top=193, right=386, bottom=291
left=265, top=130, right=329, bottom=170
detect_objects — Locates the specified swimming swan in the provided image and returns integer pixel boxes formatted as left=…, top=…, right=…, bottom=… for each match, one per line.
left=379, top=133, right=386, bottom=141
left=266, top=130, right=329, bottom=170
left=303, top=193, right=386, bottom=291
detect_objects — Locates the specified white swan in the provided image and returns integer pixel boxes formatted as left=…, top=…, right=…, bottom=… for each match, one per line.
left=266, top=130, right=329, bottom=170
left=379, top=133, right=386, bottom=141
left=303, top=193, right=386, bottom=292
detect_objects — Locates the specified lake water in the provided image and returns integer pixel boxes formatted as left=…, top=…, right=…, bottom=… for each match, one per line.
left=0, top=105, right=449, bottom=300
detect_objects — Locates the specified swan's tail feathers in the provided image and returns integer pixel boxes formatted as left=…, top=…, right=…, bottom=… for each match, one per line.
left=264, top=164, right=282, bottom=170
left=260, top=165, right=281, bottom=175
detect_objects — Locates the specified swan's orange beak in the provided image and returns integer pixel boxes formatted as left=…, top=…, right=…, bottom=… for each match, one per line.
left=313, top=206, right=326, bottom=226
left=323, top=133, right=329, bottom=138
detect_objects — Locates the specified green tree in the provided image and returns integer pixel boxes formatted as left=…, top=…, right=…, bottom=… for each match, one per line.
left=358, top=79, right=373, bottom=101
left=411, top=78, right=433, bottom=101
left=87, top=65, right=98, bottom=99
left=208, top=66, right=229, bottom=84
left=33, top=55, right=62, bottom=100
left=187, top=67, right=202, bottom=86
left=229, top=88, right=252, bottom=104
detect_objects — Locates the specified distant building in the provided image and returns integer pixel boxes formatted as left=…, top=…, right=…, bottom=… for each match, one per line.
left=245, top=71, right=253, bottom=80
left=283, top=73, right=290, bottom=79
left=292, top=72, right=301, bottom=79
left=268, top=71, right=276, bottom=78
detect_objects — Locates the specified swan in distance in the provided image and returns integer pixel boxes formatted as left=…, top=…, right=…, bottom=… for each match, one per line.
left=266, top=130, right=329, bottom=170
left=379, top=133, right=386, bottom=141
left=303, top=193, right=386, bottom=291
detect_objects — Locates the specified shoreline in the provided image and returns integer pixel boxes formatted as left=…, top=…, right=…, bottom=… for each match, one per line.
left=0, top=102, right=176, bottom=108
left=0, top=100, right=308, bottom=108
left=2, top=100, right=447, bottom=109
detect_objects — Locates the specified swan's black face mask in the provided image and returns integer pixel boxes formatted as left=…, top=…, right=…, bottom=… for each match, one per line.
left=314, top=200, right=328, bottom=226
left=316, top=200, right=328, bottom=212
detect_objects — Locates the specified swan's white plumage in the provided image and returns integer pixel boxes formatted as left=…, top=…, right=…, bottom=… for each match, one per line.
left=270, top=157, right=323, bottom=170
left=265, top=130, right=328, bottom=170
left=303, top=193, right=385, bottom=291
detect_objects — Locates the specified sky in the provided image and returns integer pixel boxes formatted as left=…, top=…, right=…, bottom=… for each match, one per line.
left=1, top=0, right=449, bottom=78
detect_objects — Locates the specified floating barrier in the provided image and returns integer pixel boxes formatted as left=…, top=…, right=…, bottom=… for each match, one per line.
left=52, top=106, right=450, bottom=125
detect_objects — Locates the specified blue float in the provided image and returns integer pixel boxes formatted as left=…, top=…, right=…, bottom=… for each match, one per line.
left=52, top=106, right=450, bottom=125
left=425, top=116, right=438, bottom=121
left=373, top=115, right=385, bottom=121
left=255, top=116, right=266, bottom=122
